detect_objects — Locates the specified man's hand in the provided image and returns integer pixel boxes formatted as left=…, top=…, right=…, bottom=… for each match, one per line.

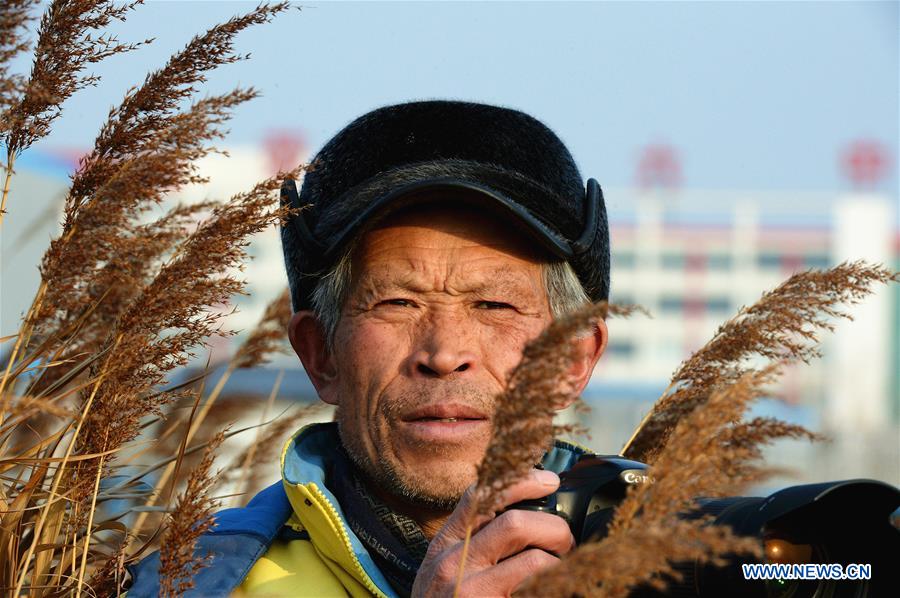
left=411, top=469, right=574, bottom=597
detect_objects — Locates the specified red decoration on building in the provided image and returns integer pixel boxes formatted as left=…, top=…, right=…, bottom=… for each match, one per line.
left=47, top=147, right=89, bottom=172
left=263, top=130, right=306, bottom=175
left=685, top=253, right=707, bottom=271
left=780, top=254, right=804, bottom=273
left=840, top=139, right=890, bottom=188
left=637, top=144, right=682, bottom=190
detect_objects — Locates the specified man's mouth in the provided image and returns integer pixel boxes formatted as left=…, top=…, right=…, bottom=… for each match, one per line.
left=399, top=404, right=490, bottom=442
left=400, top=403, right=489, bottom=423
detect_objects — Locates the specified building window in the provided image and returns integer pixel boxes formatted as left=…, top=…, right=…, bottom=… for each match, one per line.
left=705, top=297, right=732, bottom=314
left=805, top=253, right=830, bottom=269
left=661, top=252, right=685, bottom=270
left=707, top=253, right=733, bottom=270
left=659, top=296, right=731, bottom=315
left=607, top=340, right=636, bottom=358
left=612, top=252, right=636, bottom=269
left=757, top=252, right=782, bottom=269
left=611, top=294, right=636, bottom=307
left=659, top=295, right=683, bottom=313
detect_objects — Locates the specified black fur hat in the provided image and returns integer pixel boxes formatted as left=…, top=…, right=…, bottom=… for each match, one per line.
left=281, top=100, right=609, bottom=311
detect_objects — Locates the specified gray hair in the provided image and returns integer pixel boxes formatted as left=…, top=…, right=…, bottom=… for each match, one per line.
left=309, top=241, right=591, bottom=350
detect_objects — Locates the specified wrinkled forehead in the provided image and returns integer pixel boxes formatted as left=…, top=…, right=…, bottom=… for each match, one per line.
left=349, top=200, right=553, bottom=297
left=365, top=194, right=552, bottom=260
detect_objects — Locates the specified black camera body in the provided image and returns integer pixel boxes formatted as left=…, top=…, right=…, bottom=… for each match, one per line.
left=515, top=455, right=900, bottom=597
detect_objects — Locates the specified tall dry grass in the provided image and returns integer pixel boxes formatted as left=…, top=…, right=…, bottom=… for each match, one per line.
left=0, top=2, right=318, bottom=596
left=1, top=0, right=147, bottom=227
left=508, top=263, right=895, bottom=597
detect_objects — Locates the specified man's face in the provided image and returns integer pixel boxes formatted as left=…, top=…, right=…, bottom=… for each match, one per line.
left=324, top=201, right=554, bottom=509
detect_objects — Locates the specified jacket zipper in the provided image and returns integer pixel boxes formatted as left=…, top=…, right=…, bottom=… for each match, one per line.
left=310, top=484, right=390, bottom=598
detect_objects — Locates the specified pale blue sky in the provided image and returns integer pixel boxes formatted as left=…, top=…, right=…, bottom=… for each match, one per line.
left=12, top=0, right=900, bottom=197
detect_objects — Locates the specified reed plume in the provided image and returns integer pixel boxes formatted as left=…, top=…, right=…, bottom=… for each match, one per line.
left=33, top=90, right=258, bottom=346
left=158, top=430, right=225, bottom=597
left=623, top=261, right=899, bottom=464
left=63, top=2, right=288, bottom=226
left=472, top=301, right=617, bottom=518
left=3, top=0, right=146, bottom=156
left=517, top=366, right=818, bottom=597
left=1, top=0, right=146, bottom=225
left=1, top=4, right=298, bottom=594
left=515, top=262, right=896, bottom=596
left=0, top=0, right=37, bottom=115
left=451, top=302, right=641, bottom=595
left=22, top=1, right=289, bottom=356
left=232, top=287, right=293, bottom=370
left=74, top=172, right=299, bottom=476
left=24, top=200, right=217, bottom=397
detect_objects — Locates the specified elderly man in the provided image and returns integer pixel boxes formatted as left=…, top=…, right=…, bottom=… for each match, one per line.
left=128, top=100, right=610, bottom=596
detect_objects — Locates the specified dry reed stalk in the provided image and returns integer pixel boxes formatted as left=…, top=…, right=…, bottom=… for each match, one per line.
left=128, top=285, right=299, bottom=531
left=1, top=3, right=297, bottom=594
left=229, top=399, right=325, bottom=504
left=623, top=261, right=899, bottom=464
left=1, top=0, right=146, bottom=226
left=232, top=287, right=293, bottom=369
left=158, top=431, right=224, bottom=597
left=517, top=367, right=818, bottom=597
left=450, top=303, right=642, bottom=595
left=4, top=394, right=72, bottom=419
left=7, top=2, right=288, bottom=387
left=70, top=173, right=299, bottom=509
left=0, top=1, right=38, bottom=114
left=10, top=346, right=119, bottom=596
left=223, top=371, right=282, bottom=506
left=472, top=302, right=614, bottom=518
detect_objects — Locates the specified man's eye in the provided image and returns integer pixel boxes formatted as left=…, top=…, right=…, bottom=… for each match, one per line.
left=380, top=299, right=415, bottom=307
left=477, top=301, right=514, bottom=310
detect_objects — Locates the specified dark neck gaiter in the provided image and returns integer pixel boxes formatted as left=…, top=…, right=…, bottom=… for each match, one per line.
left=327, top=446, right=429, bottom=597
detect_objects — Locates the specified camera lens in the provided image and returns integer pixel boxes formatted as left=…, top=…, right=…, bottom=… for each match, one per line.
left=762, top=536, right=826, bottom=598
left=764, top=538, right=813, bottom=564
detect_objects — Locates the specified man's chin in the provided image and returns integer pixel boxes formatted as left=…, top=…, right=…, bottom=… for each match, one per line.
left=380, top=456, right=477, bottom=510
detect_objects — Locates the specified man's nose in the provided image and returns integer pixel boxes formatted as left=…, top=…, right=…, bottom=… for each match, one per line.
left=410, top=313, right=477, bottom=377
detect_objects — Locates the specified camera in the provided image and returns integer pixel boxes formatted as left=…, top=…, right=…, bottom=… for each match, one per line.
left=514, top=455, right=900, bottom=597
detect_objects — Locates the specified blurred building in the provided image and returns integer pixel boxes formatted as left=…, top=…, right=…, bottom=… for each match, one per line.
left=581, top=144, right=899, bottom=489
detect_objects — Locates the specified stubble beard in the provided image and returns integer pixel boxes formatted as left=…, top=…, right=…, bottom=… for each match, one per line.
left=336, top=383, right=495, bottom=512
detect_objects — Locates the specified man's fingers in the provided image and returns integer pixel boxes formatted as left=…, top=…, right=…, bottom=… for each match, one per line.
left=434, top=469, right=561, bottom=550
left=467, top=548, right=560, bottom=596
left=466, top=509, right=575, bottom=567
left=493, top=469, right=561, bottom=507
left=415, top=471, right=570, bottom=598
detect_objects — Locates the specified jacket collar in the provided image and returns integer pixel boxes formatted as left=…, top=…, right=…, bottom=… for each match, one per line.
left=281, top=422, right=398, bottom=596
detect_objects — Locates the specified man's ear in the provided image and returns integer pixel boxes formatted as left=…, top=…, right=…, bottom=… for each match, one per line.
left=558, top=317, right=608, bottom=409
left=288, top=310, right=339, bottom=406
